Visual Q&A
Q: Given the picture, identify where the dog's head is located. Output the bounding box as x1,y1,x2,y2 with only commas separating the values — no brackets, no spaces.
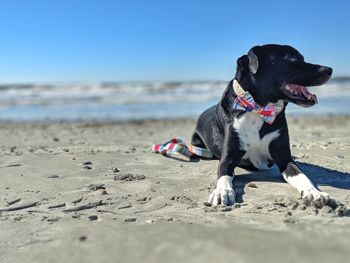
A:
235,44,332,107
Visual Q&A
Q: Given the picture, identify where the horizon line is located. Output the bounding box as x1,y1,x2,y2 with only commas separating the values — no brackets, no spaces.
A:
0,75,349,86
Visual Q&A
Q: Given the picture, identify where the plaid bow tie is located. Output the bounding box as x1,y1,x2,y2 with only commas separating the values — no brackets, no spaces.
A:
232,80,284,124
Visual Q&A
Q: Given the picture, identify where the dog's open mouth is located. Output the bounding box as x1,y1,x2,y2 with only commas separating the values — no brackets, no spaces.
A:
282,84,318,107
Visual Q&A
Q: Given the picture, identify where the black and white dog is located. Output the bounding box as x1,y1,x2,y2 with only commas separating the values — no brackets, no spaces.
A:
192,44,334,208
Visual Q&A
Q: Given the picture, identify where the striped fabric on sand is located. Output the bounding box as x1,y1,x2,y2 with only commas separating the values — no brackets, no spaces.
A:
152,138,213,158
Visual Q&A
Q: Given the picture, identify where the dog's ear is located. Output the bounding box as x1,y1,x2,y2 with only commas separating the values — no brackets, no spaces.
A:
247,48,259,74
236,47,259,74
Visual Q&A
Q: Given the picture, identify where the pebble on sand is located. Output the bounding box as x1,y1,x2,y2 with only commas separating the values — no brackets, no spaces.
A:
88,184,106,191
6,198,22,206
79,235,87,241
72,197,83,204
112,167,120,173
88,215,98,221
124,218,137,222
46,174,59,179
47,216,61,223
247,182,258,188
114,173,145,181
118,204,132,209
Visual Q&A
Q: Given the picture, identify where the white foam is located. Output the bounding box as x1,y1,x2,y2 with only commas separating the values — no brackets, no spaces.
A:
0,81,226,106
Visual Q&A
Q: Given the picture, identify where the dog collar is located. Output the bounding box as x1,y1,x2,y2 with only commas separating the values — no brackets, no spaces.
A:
232,80,284,124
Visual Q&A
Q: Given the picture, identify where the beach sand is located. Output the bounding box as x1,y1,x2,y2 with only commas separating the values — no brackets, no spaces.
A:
1,116,350,263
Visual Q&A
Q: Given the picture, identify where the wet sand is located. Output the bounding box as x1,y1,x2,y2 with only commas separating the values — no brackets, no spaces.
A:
1,116,350,263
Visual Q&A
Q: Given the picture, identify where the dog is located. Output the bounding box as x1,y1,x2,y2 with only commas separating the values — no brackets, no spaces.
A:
191,44,334,208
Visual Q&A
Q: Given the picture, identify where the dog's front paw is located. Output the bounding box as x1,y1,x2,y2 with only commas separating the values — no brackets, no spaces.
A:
208,176,235,206
302,189,337,209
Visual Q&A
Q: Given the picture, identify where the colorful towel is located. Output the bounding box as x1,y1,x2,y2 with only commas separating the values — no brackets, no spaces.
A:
232,80,284,124
152,138,214,158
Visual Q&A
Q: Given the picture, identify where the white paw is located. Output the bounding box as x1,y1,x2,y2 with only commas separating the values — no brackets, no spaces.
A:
208,176,235,206
302,189,337,208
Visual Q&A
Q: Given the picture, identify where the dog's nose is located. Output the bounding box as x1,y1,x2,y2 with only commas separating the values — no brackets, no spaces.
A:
318,66,333,76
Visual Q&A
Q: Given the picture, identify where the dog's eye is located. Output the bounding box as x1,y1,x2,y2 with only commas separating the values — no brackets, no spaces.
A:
288,57,298,63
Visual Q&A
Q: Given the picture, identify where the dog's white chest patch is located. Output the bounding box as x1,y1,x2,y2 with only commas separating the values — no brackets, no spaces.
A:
233,113,280,170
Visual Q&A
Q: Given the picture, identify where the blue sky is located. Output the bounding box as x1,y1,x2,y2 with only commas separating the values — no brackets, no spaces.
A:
0,0,349,83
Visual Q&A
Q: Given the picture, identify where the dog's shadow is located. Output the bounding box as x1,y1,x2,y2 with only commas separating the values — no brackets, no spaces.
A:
234,161,350,203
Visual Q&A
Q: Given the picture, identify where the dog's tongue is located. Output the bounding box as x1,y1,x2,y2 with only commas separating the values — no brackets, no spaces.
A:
289,84,318,104
299,85,318,104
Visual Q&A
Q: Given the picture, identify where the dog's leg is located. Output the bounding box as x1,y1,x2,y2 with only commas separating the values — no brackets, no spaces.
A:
208,126,245,206
281,162,336,208
270,131,336,208
191,131,206,148
189,132,206,162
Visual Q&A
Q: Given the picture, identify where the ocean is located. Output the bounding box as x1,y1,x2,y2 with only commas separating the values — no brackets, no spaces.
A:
0,79,349,122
